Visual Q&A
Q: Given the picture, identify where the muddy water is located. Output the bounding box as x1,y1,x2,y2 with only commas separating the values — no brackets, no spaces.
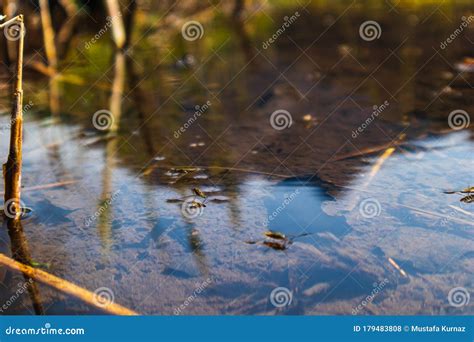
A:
0,1,473,315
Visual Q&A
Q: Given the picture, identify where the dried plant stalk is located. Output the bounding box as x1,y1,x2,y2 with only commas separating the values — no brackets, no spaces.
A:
2,15,24,220
104,0,126,49
39,0,57,69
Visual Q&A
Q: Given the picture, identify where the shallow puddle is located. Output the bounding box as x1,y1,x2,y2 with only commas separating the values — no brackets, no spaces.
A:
0,1,472,315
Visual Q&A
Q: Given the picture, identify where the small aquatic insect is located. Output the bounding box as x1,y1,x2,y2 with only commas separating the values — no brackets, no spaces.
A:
245,231,312,251
189,200,206,208
29,260,50,269
263,231,287,241
171,167,201,174
444,186,474,204
192,187,207,199
444,186,474,194
262,241,287,251
460,195,474,204
462,186,474,193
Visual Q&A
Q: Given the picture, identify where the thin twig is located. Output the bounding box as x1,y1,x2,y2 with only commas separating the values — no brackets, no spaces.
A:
0,180,77,195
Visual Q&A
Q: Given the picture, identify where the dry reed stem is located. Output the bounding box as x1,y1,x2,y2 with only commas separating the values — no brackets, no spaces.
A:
104,0,126,49
0,253,138,315
39,0,57,69
2,15,24,220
